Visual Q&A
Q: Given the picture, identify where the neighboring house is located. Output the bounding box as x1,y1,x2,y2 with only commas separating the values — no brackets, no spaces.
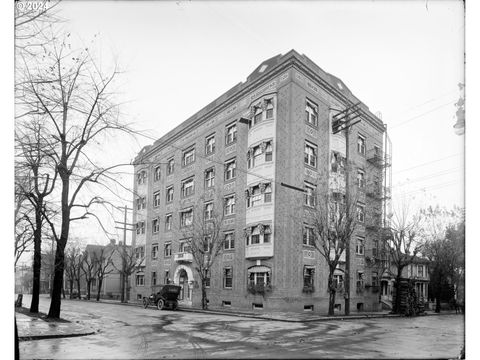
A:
379,257,430,309
130,50,392,313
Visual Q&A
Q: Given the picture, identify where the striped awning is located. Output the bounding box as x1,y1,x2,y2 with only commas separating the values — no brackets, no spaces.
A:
247,266,271,273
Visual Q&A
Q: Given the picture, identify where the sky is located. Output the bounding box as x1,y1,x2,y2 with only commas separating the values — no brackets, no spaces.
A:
10,1,466,246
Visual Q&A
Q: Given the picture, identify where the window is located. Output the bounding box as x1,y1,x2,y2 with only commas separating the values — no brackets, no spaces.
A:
137,171,147,185
205,167,215,188
153,192,161,207
357,135,366,155
224,267,233,288
224,195,236,215
154,166,161,182
303,225,315,246
224,232,235,250
151,244,158,260
136,197,146,210
246,224,271,245
225,159,236,181
372,240,379,257
417,264,424,277
356,271,365,288
304,182,316,207
372,272,379,287
164,243,172,257
179,240,191,253
181,177,195,198
151,271,157,286
265,141,273,162
135,274,145,286
356,236,365,255
165,213,172,231
136,221,145,235
333,274,344,288
225,123,237,145
203,236,212,252
205,134,215,155
264,183,272,203
248,270,270,286
164,271,170,284
356,203,365,223
180,208,193,227
152,218,159,234
331,152,345,173
167,158,174,175
204,202,213,221
135,246,145,259
306,99,318,126
265,99,274,119
304,141,317,168
303,267,315,288
253,106,263,125
247,186,261,208
166,186,174,203
357,169,365,188
182,147,195,166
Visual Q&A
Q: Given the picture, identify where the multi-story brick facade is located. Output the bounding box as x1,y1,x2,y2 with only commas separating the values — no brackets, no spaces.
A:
131,50,391,313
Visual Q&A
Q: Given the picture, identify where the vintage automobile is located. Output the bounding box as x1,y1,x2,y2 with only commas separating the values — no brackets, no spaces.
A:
143,284,181,310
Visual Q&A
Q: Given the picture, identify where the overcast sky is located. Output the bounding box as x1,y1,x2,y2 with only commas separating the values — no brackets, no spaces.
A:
14,0,466,247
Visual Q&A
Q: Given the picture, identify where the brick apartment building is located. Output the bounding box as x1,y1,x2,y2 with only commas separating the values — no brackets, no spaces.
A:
130,50,391,313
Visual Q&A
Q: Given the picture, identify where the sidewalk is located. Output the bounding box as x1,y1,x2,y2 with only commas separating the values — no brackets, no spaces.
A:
16,312,96,341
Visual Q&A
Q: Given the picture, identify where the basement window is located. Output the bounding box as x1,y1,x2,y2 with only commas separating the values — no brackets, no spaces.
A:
252,303,263,310
304,305,314,311
222,301,232,307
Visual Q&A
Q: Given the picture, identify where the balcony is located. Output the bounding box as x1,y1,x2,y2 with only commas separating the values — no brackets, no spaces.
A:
366,149,391,168
174,252,193,263
245,243,273,259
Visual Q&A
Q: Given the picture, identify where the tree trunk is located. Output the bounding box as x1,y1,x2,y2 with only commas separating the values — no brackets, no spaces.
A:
62,285,65,299
121,272,126,303
47,236,66,318
29,202,43,313
96,278,103,301
47,172,70,319
201,278,207,310
86,280,91,300
435,295,441,313
328,272,337,316
393,268,403,314
76,278,81,299
69,280,74,299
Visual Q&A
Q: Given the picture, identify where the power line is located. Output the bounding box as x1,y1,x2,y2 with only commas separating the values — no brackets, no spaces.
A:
389,100,456,129
392,167,462,188
393,153,462,174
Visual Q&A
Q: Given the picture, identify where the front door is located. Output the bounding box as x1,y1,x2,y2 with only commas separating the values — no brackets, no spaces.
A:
178,269,191,302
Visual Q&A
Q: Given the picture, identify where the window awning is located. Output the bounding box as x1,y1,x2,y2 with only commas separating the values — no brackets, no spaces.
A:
247,266,271,273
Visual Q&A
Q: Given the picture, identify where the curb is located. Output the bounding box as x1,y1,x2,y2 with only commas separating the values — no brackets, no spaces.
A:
18,331,97,341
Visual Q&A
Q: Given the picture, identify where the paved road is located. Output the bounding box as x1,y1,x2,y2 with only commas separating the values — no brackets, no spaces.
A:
19,295,464,359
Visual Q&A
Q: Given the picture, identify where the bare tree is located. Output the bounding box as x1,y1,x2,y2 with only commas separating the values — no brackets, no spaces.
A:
94,247,114,301
182,198,225,310
307,189,359,316
64,245,83,299
384,201,424,314
113,245,139,303
17,31,138,318
80,250,97,300
15,120,57,313
14,175,34,266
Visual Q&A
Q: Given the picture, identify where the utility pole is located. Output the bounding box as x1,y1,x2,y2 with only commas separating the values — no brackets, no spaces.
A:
332,102,362,316
115,205,134,303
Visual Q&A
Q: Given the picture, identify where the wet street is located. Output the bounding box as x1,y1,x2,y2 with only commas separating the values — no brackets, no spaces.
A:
19,295,464,359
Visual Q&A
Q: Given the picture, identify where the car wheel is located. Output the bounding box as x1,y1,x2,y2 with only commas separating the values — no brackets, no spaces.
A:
143,298,149,309
157,299,165,310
